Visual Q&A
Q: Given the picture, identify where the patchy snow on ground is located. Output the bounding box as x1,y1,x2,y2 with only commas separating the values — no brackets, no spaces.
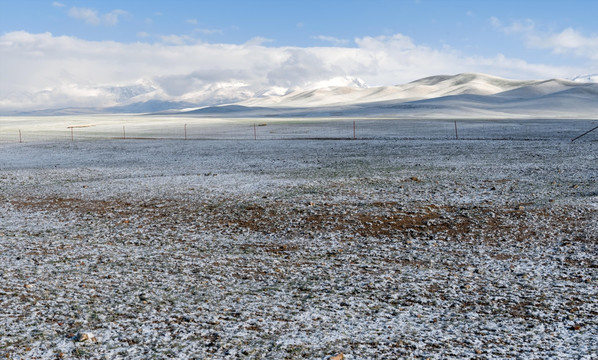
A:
0,117,597,359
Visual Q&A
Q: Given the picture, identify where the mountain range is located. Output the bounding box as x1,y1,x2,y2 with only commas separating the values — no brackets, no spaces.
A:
6,73,598,119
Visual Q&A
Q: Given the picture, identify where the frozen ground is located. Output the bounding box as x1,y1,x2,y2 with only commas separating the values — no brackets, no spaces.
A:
0,118,597,359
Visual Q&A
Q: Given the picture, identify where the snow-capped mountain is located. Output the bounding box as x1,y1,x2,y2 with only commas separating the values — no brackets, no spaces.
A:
103,80,159,103
240,73,533,108
1,75,370,115
185,73,598,119
5,73,598,118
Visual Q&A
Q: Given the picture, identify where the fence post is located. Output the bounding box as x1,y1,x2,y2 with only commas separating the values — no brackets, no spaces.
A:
19,129,22,143
253,123,257,140
184,123,187,140
123,126,126,140
454,120,459,140
353,120,356,140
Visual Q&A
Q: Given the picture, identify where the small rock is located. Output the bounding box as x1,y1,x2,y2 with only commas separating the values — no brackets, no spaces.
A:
74,332,97,343
329,353,344,360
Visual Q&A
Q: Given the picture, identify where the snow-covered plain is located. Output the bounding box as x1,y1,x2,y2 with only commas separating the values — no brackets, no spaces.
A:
0,117,597,359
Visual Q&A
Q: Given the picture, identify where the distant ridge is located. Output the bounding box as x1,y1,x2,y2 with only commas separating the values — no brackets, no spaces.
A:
238,73,535,108
5,73,598,119
180,73,598,119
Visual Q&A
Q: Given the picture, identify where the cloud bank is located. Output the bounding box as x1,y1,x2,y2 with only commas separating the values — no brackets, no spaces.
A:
491,17,598,60
0,31,583,111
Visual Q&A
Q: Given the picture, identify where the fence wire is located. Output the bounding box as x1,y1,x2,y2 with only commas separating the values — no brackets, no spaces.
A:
1,118,597,143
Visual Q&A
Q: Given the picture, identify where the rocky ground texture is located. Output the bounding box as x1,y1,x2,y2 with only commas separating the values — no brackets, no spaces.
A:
1,131,597,359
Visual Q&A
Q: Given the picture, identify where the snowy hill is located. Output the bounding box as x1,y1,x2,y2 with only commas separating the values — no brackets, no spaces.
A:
5,73,598,118
185,73,598,119
239,73,534,108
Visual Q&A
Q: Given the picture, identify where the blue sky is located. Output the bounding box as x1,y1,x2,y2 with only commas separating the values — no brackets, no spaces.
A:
2,0,597,58
1,0,598,110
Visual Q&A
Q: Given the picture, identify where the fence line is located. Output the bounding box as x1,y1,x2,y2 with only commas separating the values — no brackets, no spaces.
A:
1,119,596,143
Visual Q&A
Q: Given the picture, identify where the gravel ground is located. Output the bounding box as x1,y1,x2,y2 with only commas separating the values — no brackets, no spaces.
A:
1,120,597,359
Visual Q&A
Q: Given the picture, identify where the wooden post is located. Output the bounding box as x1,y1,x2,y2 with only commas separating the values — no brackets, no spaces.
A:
19,129,22,143
184,123,187,140
123,126,126,140
253,123,257,140
353,120,356,140
71,128,74,141
454,120,459,140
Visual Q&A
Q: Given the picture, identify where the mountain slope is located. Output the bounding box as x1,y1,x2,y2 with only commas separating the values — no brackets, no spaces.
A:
186,73,598,119
5,73,598,118
238,73,538,109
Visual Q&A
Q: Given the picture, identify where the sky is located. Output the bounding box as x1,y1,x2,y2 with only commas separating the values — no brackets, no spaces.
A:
1,0,598,111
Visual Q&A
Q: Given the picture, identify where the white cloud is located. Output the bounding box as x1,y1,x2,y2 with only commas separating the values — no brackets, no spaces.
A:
158,34,196,45
194,28,223,35
0,31,581,111
244,37,274,46
491,17,598,60
313,35,349,45
529,28,598,59
186,19,198,25
68,7,100,25
489,16,501,28
500,19,535,35
68,7,126,26
52,1,65,7
103,9,127,26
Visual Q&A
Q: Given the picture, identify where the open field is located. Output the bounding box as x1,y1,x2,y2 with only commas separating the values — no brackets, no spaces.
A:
0,118,597,359
1,115,598,143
